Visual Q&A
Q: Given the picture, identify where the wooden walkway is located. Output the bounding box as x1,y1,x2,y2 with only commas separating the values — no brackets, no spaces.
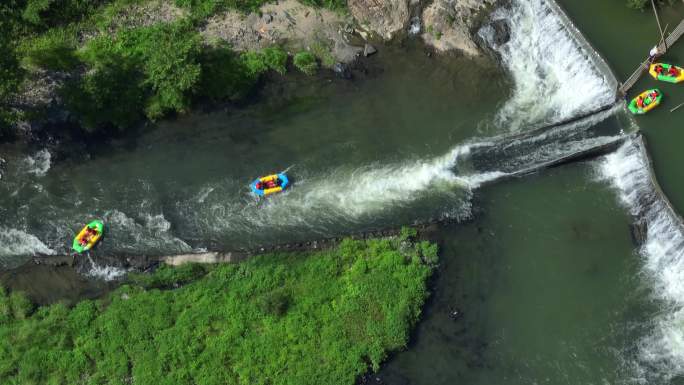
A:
619,18,684,95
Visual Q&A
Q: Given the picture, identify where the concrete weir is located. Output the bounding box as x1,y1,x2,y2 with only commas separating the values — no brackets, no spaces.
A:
30,225,442,274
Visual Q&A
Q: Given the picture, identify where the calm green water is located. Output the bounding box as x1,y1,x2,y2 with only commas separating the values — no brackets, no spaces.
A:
379,161,653,385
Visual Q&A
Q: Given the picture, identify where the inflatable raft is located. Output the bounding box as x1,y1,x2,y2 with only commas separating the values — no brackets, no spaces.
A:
649,63,684,83
251,173,289,197
628,89,662,115
72,220,104,253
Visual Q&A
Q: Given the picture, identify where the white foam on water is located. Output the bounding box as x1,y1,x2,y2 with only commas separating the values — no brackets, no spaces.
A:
21,149,51,177
104,210,191,253
599,139,684,384
483,0,616,131
251,144,481,224
86,255,127,281
0,227,55,258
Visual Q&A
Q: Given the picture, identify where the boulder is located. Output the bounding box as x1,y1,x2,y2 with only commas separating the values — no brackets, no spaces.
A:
630,220,648,246
490,18,510,46
348,0,410,40
421,0,499,56
363,43,378,57
333,62,352,79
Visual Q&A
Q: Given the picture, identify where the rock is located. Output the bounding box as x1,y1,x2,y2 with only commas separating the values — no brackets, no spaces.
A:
363,43,377,57
449,308,463,321
490,18,510,46
630,220,648,246
202,0,360,64
421,0,499,56
348,0,410,40
333,62,352,79
408,16,421,35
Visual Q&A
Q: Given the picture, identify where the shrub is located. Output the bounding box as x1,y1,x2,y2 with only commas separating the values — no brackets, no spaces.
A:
198,45,257,102
22,0,102,30
399,226,418,242
9,292,33,320
129,263,210,289
198,45,287,102
21,28,80,70
258,288,291,316
70,21,203,125
310,41,336,68
418,240,439,265
293,51,318,75
62,56,145,131
0,238,438,385
0,35,24,137
262,46,288,74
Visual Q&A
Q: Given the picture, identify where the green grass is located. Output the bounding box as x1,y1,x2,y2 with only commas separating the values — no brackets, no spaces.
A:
0,236,438,385
293,51,319,75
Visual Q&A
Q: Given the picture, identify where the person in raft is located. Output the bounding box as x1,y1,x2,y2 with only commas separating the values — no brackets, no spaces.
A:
650,90,659,100
256,178,281,190
79,227,98,246
668,65,679,76
637,95,645,108
655,64,664,75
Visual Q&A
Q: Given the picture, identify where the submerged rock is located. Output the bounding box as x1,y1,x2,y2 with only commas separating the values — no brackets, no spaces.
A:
490,18,510,46
364,43,378,57
408,16,421,35
630,219,648,246
333,62,352,79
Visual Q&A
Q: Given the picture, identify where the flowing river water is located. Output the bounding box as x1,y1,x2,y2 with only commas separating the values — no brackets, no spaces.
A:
1,0,684,383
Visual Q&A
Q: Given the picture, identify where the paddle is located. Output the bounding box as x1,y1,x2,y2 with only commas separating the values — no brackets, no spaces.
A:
670,101,684,113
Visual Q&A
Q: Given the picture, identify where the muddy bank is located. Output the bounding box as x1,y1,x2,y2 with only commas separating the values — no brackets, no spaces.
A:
0,263,116,306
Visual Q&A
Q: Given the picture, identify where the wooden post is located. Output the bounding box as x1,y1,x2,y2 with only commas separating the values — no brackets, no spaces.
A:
670,101,684,113
652,0,667,50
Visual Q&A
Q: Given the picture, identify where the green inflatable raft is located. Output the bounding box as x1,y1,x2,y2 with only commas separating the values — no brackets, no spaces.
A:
72,220,104,253
628,89,662,115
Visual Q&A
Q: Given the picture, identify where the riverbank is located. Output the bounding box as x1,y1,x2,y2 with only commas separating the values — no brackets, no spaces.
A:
0,236,438,385
1,0,503,145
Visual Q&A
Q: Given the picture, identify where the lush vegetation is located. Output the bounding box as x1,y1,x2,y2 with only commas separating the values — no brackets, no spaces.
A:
293,51,319,75
0,0,345,138
0,235,438,385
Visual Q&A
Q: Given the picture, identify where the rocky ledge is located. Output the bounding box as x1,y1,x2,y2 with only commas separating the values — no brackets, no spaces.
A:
349,0,504,56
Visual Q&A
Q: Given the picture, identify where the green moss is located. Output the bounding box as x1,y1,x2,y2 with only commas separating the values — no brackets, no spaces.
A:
310,41,336,68
293,51,319,75
0,237,437,384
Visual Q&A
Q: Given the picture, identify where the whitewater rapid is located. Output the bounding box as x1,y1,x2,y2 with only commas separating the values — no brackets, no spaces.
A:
600,138,684,384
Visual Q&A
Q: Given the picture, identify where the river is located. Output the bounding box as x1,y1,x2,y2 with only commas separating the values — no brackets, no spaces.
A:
1,0,683,383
